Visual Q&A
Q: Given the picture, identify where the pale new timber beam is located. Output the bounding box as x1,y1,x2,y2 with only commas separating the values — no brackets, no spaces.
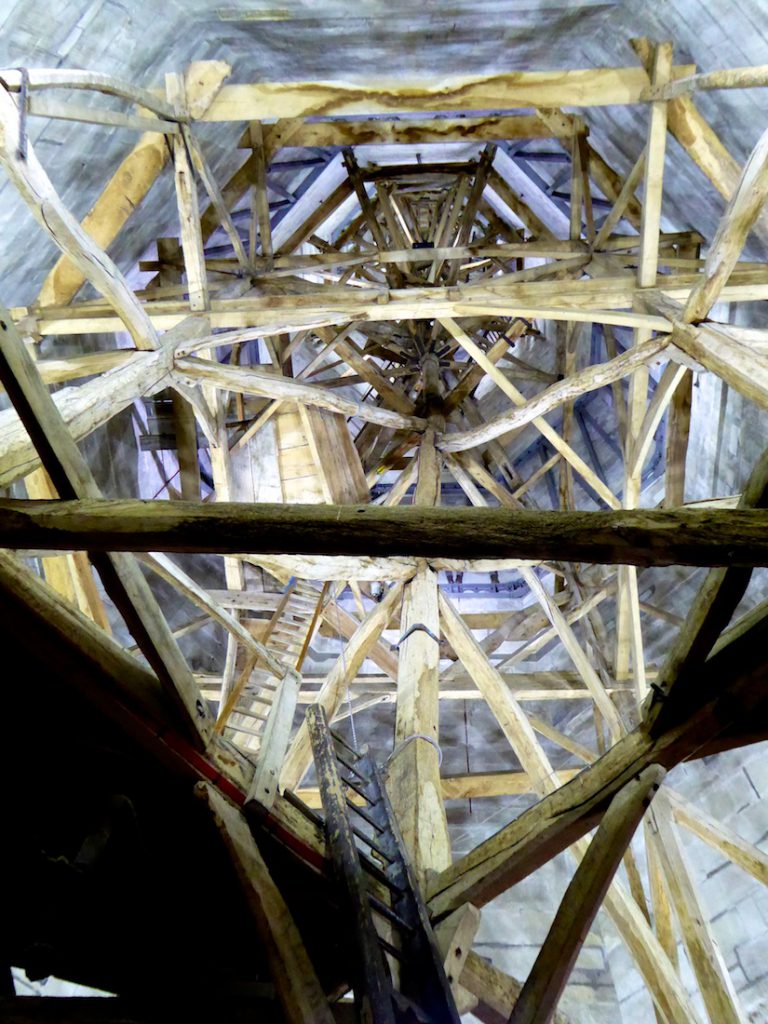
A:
650,793,747,1024
0,303,211,747
683,122,768,323
438,332,669,453
616,40,672,698
173,355,426,431
631,38,768,246
0,89,157,350
439,317,620,508
199,784,335,1024
387,426,451,882
669,790,768,887
508,766,665,1024
8,500,768,566
37,62,231,307
198,65,696,121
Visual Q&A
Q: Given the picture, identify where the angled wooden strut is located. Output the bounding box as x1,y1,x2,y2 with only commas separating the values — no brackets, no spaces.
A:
0,302,211,747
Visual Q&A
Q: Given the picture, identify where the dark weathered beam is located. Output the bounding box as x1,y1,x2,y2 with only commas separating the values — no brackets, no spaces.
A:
3,499,768,566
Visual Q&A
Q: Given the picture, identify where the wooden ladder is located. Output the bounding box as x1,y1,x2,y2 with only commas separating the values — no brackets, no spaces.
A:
306,705,461,1024
217,579,328,756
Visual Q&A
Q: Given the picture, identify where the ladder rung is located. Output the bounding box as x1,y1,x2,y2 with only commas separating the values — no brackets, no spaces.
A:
227,721,265,738
330,728,361,758
337,751,368,782
368,892,414,934
361,856,407,895
233,708,269,722
341,774,375,805
240,693,273,706
347,798,385,833
377,935,404,962
351,823,394,863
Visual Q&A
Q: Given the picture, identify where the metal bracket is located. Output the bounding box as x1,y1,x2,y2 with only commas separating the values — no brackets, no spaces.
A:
390,622,439,651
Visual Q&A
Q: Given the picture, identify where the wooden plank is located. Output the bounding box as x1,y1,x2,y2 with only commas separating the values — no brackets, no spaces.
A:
199,784,335,1024
299,407,371,504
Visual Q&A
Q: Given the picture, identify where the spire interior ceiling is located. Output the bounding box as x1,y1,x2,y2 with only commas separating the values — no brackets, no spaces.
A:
2,3,768,1022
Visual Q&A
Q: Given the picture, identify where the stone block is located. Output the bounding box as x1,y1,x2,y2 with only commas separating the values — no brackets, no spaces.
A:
736,934,768,984
700,863,761,920
618,987,655,1023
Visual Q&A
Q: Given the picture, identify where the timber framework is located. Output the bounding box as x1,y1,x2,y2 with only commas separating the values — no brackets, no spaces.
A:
1,40,768,1024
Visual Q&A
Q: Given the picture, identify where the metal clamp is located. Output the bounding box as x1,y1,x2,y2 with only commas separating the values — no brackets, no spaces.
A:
390,622,439,651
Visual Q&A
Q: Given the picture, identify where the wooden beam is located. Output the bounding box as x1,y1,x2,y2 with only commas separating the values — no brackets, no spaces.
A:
36,61,231,307
279,580,405,791
0,304,211,747
439,317,620,508
10,499,768,567
631,38,768,246
199,784,335,1024
199,65,696,121
684,123,768,322
173,355,426,431
254,113,578,150
650,793,747,1024
508,766,665,1024
0,89,158,350
439,333,669,453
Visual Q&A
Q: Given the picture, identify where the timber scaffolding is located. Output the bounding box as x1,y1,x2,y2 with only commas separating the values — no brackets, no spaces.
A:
1,39,768,1024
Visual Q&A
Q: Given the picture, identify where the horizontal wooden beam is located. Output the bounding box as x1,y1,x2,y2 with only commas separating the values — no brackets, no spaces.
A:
246,113,582,149
198,66,696,121
4,500,768,567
